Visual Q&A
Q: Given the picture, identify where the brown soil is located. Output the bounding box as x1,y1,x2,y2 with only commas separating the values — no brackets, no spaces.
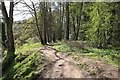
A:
35,45,119,79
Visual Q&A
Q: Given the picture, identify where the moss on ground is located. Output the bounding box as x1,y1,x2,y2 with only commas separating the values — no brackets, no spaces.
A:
2,43,47,80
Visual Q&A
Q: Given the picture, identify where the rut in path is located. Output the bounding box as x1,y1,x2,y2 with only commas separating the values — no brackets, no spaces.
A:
36,46,88,79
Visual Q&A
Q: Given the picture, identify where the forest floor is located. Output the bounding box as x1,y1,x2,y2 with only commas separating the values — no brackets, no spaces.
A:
34,44,119,79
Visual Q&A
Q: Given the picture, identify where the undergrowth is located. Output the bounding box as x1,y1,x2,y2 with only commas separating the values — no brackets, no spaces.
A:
53,41,120,67
2,43,47,80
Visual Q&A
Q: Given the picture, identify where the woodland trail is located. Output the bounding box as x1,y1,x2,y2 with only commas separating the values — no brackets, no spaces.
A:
34,44,119,79
37,45,87,78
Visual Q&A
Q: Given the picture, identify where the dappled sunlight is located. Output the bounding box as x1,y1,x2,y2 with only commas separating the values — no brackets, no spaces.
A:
1,1,119,80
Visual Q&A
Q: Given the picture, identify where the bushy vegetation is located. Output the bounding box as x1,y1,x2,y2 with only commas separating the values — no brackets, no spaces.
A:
53,41,120,67
16,43,43,54
2,43,47,80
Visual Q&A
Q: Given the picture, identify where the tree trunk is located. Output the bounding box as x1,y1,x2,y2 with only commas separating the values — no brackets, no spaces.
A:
71,15,76,40
1,2,15,54
1,1,15,74
31,1,44,45
48,5,52,42
1,22,7,49
42,2,47,45
65,2,69,40
75,17,80,40
58,3,62,40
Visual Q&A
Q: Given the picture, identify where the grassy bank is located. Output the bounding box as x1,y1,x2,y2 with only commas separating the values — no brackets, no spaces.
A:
2,43,48,80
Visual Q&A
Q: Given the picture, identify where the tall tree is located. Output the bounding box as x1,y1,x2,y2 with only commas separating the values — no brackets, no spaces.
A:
41,2,47,45
1,1,16,73
1,1,15,54
58,2,63,40
30,0,44,45
21,0,44,45
65,2,69,40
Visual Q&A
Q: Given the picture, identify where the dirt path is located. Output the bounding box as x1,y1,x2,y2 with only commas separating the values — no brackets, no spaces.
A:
35,46,88,78
35,45,119,79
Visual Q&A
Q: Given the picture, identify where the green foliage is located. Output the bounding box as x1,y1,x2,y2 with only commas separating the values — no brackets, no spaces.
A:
2,2,120,79
81,3,119,48
89,71,96,76
81,48,119,67
53,41,120,67
13,2,120,48
13,18,37,47
53,43,71,52
16,43,43,54
2,43,47,80
2,52,15,75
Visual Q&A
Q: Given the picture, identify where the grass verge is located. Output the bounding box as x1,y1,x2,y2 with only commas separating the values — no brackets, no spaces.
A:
53,41,120,68
2,43,47,80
